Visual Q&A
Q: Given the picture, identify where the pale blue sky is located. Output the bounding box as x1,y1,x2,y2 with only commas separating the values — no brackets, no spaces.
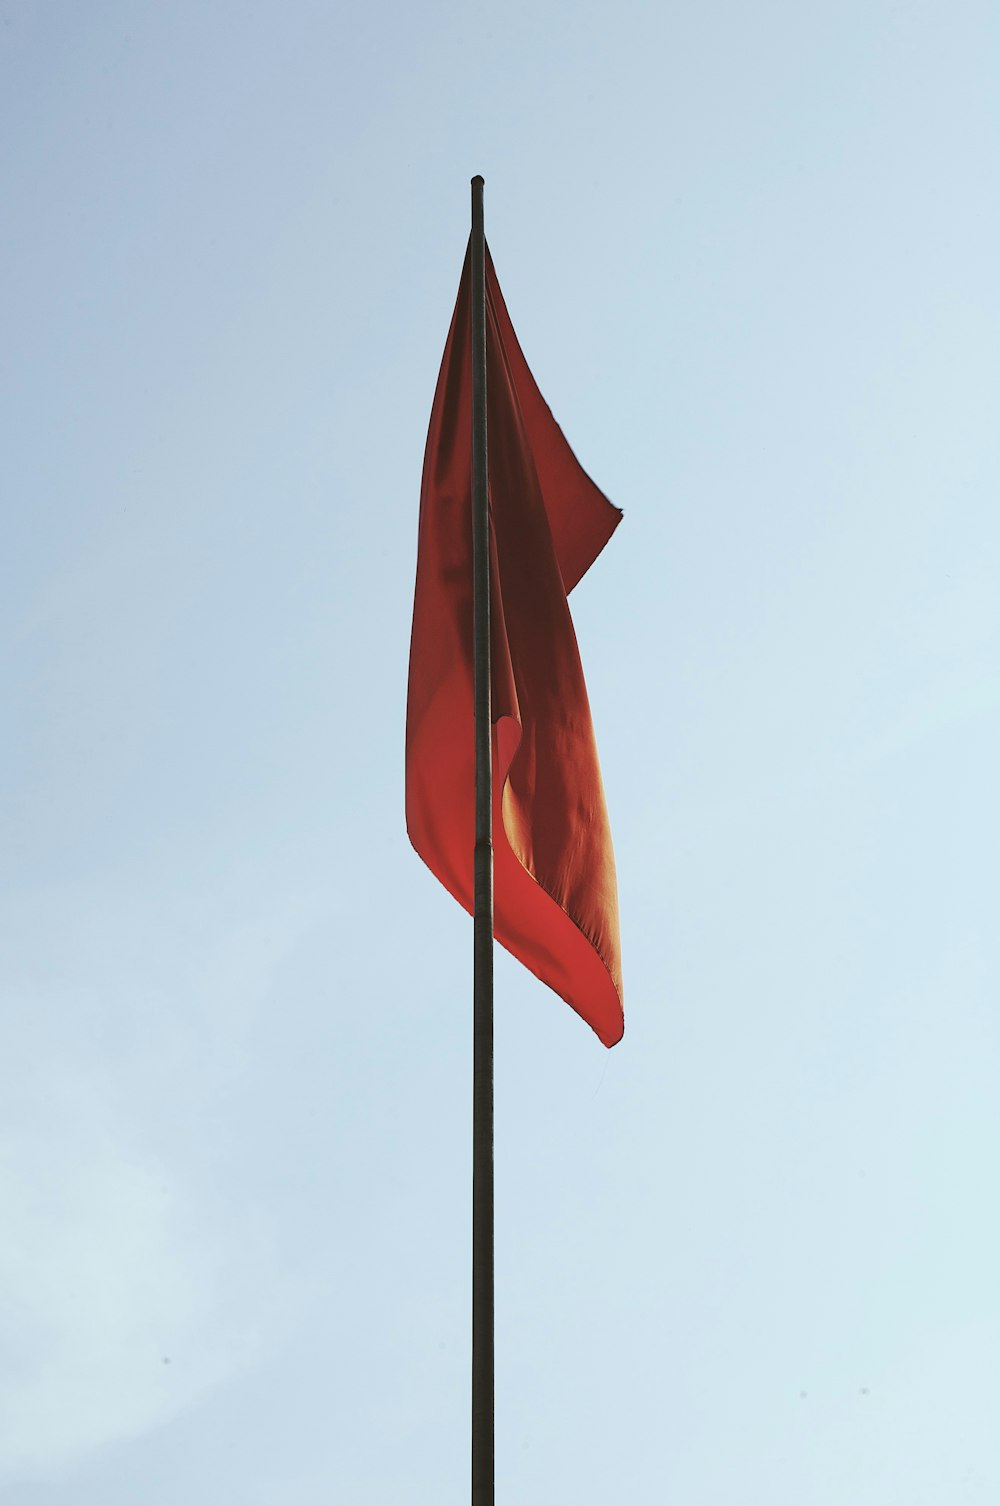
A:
2,2,999,1502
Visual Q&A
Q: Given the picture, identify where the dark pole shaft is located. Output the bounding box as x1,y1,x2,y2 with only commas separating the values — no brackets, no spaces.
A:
470,173,494,1506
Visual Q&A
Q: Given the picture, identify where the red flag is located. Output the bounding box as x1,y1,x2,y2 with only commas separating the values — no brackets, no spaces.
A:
406,244,623,1047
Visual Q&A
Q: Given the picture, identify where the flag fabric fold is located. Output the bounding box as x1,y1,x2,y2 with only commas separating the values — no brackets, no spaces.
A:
406,243,624,1047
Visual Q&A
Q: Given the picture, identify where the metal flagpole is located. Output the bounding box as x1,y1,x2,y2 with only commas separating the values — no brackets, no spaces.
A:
470,173,494,1506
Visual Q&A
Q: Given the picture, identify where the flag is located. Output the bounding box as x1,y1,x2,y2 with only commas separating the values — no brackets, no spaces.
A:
406,242,623,1047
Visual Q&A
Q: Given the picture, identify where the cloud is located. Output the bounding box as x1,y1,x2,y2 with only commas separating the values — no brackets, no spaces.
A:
0,883,329,1482
0,1058,265,1479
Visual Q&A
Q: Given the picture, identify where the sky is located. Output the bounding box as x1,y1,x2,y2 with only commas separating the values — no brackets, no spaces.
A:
1,2,998,1502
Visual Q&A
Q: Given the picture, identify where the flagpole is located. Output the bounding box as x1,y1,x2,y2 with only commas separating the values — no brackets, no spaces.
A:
470,172,494,1506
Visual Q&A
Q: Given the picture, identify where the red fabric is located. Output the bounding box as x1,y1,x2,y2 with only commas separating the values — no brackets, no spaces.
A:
406,244,623,1047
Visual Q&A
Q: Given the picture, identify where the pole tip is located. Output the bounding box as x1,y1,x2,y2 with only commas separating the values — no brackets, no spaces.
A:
471,174,485,188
